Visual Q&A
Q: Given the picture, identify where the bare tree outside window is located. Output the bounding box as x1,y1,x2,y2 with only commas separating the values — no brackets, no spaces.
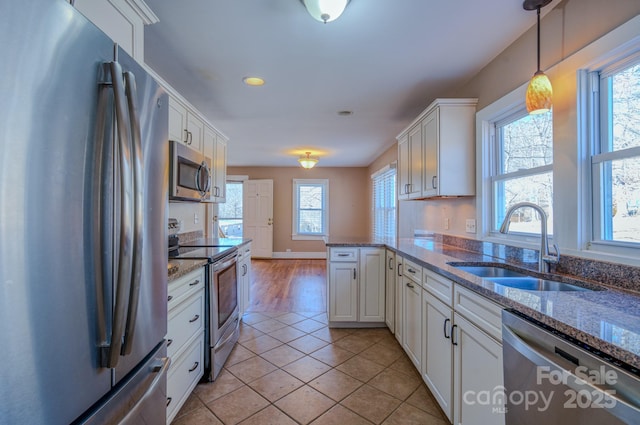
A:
494,111,553,235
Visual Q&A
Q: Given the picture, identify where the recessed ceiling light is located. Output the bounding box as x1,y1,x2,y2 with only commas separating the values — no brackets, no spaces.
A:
337,110,353,116
243,77,265,86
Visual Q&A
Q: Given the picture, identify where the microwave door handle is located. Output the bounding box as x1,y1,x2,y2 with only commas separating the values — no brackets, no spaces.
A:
121,71,144,356
101,60,135,369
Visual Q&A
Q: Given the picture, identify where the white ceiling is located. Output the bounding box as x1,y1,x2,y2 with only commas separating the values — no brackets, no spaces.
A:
143,0,539,167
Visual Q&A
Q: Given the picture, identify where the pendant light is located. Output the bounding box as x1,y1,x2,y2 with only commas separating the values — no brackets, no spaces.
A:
298,152,319,169
300,0,350,24
524,0,553,114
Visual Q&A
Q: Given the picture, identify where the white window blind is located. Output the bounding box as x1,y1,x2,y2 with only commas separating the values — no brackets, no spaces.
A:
372,165,397,240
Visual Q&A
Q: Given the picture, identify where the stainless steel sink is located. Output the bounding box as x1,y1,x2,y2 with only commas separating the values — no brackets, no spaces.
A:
449,262,600,292
453,265,528,278
487,277,593,292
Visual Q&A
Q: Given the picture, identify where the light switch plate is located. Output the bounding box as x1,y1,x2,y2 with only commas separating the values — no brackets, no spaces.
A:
465,219,476,233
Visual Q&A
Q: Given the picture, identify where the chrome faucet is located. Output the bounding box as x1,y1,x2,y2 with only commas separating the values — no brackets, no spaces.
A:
499,202,560,273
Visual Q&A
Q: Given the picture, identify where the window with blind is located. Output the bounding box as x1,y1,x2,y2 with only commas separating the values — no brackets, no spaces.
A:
372,165,397,240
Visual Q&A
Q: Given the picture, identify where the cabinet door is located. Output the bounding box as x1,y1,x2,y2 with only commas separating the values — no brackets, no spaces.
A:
212,135,227,202
168,96,187,144
397,134,410,200
385,250,395,332
358,248,385,322
186,112,204,152
407,124,423,199
422,291,453,422
402,275,422,369
395,256,404,344
453,313,505,425
328,262,358,322
421,108,439,198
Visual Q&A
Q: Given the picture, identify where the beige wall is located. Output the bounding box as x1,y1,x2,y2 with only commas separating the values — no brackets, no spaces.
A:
228,166,370,254
388,1,640,239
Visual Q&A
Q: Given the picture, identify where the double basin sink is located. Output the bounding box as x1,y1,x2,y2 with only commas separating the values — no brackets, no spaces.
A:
448,263,601,292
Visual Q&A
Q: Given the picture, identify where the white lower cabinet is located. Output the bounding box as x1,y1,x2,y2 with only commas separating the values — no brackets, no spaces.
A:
395,255,404,344
166,267,205,424
237,242,252,316
421,270,504,425
359,248,385,322
385,249,395,332
328,260,358,322
453,313,504,425
327,247,385,325
402,274,422,369
422,290,454,422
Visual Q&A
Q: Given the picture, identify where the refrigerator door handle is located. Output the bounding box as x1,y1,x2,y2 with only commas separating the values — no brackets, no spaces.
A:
95,66,111,353
102,60,135,369
121,70,143,356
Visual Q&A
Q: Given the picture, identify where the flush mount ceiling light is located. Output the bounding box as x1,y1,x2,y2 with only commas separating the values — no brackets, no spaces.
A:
524,0,553,114
243,76,265,86
298,152,319,169
300,0,350,24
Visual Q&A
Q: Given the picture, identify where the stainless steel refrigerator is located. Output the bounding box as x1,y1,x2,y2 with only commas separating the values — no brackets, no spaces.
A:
0,1,169,423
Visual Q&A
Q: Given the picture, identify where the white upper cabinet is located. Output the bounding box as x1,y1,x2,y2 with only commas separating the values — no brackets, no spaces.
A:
397,98,477,200
73,0,158,62
203,126,227,203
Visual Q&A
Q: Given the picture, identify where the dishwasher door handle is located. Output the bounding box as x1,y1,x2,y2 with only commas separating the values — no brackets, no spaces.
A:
502,324,640,421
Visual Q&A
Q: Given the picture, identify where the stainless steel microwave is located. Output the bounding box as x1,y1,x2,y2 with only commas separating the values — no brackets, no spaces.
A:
169,140,212,202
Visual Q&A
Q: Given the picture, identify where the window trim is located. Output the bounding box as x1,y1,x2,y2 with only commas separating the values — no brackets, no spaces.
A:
582,49,640,253
292,178,329,241
476,85,556,247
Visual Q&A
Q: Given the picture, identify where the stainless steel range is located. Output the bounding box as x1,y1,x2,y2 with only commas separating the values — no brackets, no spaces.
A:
169,233,240,382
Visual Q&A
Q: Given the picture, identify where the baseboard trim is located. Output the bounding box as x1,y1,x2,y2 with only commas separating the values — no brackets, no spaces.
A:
271,251,327,259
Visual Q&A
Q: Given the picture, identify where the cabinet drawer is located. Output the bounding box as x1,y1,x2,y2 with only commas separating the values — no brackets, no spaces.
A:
454,285,503,341
402,257,423,285
167,291,204,360
330,247,358,262
168,268,204,310
424,269,453,306
167,336,204,422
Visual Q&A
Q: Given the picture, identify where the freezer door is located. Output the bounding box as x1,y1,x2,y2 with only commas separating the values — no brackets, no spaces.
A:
0,1,114,424
112,46,169,384
81,343,170,425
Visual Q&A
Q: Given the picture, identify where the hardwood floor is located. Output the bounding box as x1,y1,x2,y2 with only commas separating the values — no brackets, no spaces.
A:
246,259,327,313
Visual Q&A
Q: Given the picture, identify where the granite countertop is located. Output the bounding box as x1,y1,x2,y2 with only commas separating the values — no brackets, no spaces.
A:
168,258,208,281
327,237,640,372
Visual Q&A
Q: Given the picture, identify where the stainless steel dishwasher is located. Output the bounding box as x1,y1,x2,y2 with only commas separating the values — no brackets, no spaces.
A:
502,310,640,424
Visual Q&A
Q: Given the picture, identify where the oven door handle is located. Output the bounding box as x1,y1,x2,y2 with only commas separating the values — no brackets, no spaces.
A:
502,324,640,421
215,316,240,349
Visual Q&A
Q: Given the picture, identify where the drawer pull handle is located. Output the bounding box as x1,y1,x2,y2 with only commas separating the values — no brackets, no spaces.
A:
189,279,200,287
167,339,173,347
167,295,173,302
189,314,200,323
407,268,416,274
166,397,172,407
337,253,350,257
406,282,414,288
188,362,199,372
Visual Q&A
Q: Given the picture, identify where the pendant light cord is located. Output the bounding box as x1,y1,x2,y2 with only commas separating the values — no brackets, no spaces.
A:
536,6,541,73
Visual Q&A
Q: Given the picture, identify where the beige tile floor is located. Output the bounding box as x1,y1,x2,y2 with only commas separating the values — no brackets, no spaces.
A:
172,311,449,425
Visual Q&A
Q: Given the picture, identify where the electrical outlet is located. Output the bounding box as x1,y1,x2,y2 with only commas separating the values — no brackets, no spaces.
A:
194,213,199,224
465,219,476,234
444,218,450,230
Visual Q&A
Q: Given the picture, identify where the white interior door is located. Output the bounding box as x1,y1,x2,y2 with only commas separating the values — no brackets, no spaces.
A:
243,179,273,258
